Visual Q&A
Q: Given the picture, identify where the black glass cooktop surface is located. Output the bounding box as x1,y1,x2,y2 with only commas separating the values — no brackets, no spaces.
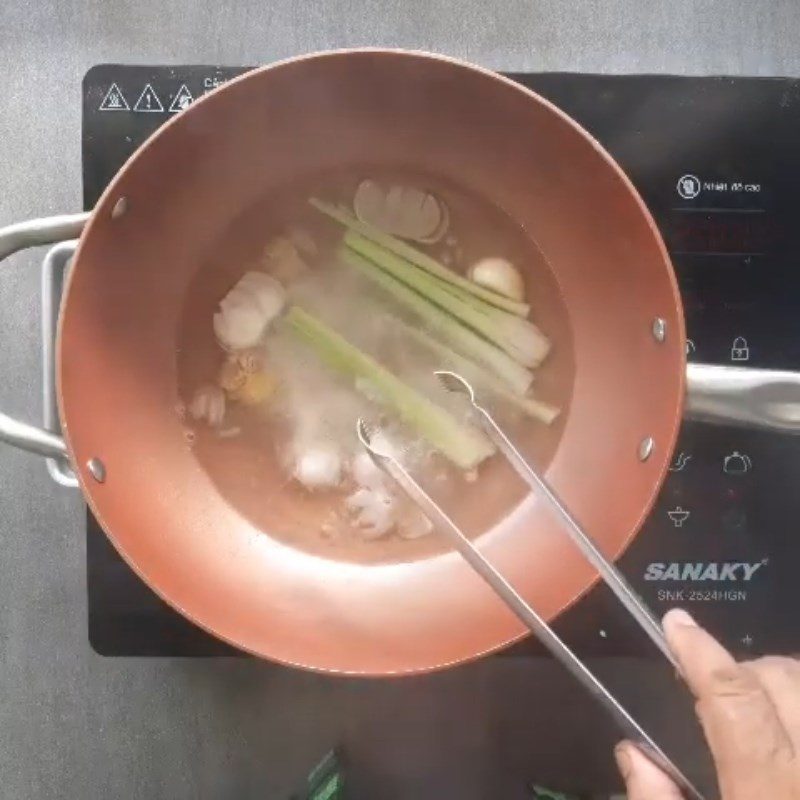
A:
82,65,800,657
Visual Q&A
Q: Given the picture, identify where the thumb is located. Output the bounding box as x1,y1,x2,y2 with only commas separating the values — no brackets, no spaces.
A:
615,742,684,800
662,608,793,799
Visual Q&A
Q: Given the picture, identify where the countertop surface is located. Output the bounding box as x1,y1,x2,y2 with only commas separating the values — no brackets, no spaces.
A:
2,2,799,798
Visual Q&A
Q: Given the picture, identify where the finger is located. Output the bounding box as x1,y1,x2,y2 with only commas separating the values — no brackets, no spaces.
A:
663,608,741,695
615,742,683,800
745,656,800,750
663,609,794,797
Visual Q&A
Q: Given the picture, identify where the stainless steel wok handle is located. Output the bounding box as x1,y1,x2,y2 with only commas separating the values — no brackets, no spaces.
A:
0,213,90,459
686,363,800,433
0,213,89,260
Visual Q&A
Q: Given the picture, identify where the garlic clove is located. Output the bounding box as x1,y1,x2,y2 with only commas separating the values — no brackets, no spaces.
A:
468,257,526,302
238,272,286,322
219,286,261,319
214,272,286,351
293,446,343,491
189,384,226,427
213,304,265,351
346,487,396,538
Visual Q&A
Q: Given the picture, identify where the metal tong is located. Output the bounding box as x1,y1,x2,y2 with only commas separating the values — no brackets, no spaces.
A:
357,370,704,800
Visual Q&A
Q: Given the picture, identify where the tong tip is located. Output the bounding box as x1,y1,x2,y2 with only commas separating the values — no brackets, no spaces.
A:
356,417,375,451
356,418,395,463
434,370,476,402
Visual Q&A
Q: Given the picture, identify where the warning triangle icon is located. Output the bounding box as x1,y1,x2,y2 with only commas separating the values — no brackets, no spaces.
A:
99,83,129,112
168,84,194,113
133,84,164,113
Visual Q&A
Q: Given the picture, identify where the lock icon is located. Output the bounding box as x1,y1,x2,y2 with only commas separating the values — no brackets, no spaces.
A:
730,336,750,362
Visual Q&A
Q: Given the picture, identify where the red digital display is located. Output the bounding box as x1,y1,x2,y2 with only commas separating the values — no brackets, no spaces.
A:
667,212,778,255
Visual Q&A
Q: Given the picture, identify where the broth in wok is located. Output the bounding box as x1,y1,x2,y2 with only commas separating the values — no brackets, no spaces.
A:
178,168,575,563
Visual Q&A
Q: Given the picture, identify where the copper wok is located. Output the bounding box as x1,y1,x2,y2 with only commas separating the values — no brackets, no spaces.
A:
2,51,799,675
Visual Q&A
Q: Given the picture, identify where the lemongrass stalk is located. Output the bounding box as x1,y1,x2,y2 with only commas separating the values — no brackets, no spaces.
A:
310,197,530,317
285,306,494,470
396,320,559,425
341,247,534,395
346,233,550,368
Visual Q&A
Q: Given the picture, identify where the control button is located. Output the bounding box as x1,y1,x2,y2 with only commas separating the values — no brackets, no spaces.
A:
723,451,752,475
677,174,701,199
730,336,750,362
669,451,692,472
685,338,696,357
722,507,747,533
667,506,691,527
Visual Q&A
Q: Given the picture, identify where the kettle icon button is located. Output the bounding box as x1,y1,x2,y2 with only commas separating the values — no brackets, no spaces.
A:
723,451,752,475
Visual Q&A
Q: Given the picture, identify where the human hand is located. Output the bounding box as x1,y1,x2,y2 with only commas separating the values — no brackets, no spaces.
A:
615,608,800,799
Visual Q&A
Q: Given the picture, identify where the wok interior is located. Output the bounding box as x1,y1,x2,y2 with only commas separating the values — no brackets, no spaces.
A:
177,167,575,564
59,52,683,672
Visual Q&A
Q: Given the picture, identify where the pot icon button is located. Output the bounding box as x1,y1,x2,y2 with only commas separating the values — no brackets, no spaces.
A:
723,451,752,475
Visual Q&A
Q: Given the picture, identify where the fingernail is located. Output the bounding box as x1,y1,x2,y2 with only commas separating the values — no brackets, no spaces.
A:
614,743,632,778
663,608,697,628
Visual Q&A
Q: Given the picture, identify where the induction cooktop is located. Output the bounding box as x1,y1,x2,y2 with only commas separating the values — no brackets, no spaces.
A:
74,65,800,657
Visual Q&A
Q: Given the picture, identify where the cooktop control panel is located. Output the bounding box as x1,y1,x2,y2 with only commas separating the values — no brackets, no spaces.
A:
82,66,800,657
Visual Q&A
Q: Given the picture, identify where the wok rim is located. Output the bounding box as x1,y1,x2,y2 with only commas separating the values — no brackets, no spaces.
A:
58,48,686,675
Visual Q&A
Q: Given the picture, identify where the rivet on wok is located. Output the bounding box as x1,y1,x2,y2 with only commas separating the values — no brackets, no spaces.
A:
638,437,655,462
87,457,106,483
651,318,667,342
111,197,128,219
